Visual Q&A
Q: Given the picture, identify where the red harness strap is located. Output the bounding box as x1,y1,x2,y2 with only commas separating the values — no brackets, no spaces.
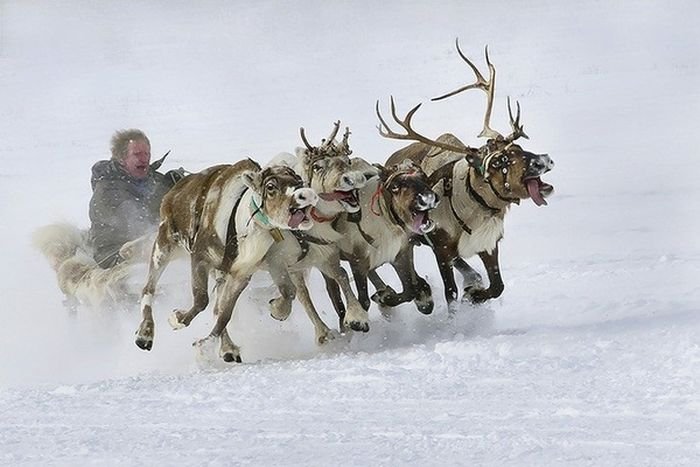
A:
370,184,383,216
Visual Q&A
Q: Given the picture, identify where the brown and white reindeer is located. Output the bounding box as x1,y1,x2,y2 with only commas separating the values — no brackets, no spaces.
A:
134,158,319,362
261,121,374,335
329,158,440,316
376,40,554,309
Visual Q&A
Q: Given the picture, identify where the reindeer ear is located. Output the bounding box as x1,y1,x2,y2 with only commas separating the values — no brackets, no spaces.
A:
350,158,380,180
241,169,262,192
295,146,309,160
398,158,417,172
374,163,389,182
465,153,483,171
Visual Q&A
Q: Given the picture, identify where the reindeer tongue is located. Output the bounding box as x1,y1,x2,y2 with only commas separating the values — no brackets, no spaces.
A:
526,178,547,206
288,210,307,228
411,211,435,235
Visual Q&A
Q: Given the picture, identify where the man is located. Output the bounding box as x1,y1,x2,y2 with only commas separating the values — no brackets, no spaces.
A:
89,129,182,268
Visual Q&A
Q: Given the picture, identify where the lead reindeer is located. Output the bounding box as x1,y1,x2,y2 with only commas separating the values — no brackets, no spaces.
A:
377,40,554,309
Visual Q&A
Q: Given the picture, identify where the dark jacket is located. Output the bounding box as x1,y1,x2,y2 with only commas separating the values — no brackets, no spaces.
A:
89,160,175,268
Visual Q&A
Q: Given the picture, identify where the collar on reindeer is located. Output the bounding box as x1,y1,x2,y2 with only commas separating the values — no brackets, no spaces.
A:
249,197,283,242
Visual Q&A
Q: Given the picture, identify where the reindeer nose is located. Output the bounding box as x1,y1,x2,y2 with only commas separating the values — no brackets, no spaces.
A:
342,174,355,187
417,192,438,210
295,188,319,206
538,154,554,172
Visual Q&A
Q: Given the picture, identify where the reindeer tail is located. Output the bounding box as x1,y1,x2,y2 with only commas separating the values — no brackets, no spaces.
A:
32,223,91,271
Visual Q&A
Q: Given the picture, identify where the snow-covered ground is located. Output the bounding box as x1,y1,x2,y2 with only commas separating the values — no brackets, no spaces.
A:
1,1,699,465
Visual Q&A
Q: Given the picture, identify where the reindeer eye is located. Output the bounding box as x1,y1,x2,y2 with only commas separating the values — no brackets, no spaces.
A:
265,181,278,192
390,184,400,193
312,162,324,173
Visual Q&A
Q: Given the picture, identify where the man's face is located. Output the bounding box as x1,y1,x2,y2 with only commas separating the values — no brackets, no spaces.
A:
121,139,151,179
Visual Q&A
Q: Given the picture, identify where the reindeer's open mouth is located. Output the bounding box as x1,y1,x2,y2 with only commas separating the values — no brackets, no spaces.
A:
319,189,360,211
524,176,554,207
288,205,312,229
410,209,435,234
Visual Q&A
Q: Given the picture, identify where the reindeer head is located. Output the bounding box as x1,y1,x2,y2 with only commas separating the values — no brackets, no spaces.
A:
243,165,318,231
378,160,439,235
377,39,554,207
297,121,367,213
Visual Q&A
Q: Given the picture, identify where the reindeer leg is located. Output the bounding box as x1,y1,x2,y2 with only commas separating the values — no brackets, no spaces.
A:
371,244,434,314
423,230,459,309
369,268,398,306
169,254,210,329
135,225,175,351
395,243,433,314
194,272,252,363
289,272,334,345
268,266,296,321
321,273,346,331
466,244,504,303
349,259,371,311
454,256,484,292
319,256,369,333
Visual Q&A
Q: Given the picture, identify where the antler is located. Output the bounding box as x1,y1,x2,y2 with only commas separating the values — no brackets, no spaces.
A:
432,40,502,140
300,121,353,155
338,126,352,155
433,39,529,144
505,97,529,141
321,120,341,148
299,127,314,151
376,97,477,156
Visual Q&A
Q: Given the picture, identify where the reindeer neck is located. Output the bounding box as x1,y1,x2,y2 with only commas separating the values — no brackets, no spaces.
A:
357,177,403,238
455,159,511,214
310,199,342,223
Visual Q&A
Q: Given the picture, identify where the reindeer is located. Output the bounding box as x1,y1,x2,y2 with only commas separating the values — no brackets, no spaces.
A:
262,122,374,336
134,158,319,362
376,40,554,309
329,158,440,316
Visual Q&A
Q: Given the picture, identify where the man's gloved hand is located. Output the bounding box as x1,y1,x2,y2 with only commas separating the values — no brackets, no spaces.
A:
165,167,187,185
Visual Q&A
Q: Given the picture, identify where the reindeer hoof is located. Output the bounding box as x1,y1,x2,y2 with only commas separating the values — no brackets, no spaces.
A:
416,299,434,315
135,335,153,351
269,296,293,321
168,310,187,330
371,286,398,306
464,287,493,304
221,351,242,363
135,321,154,351
346,320,370,333
317,329,338,345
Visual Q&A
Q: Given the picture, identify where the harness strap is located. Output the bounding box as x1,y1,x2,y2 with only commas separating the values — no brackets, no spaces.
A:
356,222,375,246
220,187,248,272
291,231,332,262
466,170,502,215
430,161,472,235
486,176,520,204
